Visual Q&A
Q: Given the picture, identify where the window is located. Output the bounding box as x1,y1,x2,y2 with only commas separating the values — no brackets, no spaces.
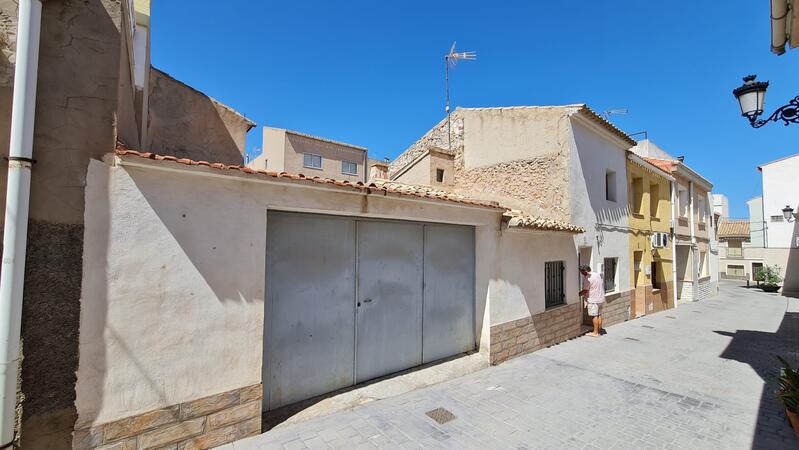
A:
631,177,644,214
605,170,617,202
303,153,322,170
341,160,358,175
698,198,706,223
544,261,565,309
435,168,445,183
771,215,784,223
699,251,708,277
678,189,689,218
728,264,745,278
650,183,659,218
727,240,742,258
651,261,659,288
603,258,617,292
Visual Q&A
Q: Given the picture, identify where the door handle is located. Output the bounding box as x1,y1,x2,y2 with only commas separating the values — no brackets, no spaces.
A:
363,298,373,303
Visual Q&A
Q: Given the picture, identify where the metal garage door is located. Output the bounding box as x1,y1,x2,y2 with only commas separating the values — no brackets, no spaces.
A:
264,212,475,410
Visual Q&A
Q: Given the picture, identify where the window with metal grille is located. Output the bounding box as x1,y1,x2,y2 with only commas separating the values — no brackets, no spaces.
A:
603,257,617,292
544,261,565,309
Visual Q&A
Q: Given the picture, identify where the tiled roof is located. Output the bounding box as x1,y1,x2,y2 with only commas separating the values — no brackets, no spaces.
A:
642,157,678,174
114,144,501,209
284,129,367,151
717,219,750,240
503,210,585,234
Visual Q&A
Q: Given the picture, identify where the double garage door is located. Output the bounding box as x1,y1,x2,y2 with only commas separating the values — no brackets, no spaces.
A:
264,212,475,410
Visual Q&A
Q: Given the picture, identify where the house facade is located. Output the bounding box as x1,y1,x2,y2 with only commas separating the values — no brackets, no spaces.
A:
758,153,799,295
717,219,764,281
632,140,717,303
390,105,637,354
249,126,368,183
626,153,675,317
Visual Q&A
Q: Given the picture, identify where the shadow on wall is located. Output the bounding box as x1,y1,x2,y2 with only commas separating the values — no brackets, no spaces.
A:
714,308,799,448
146,68,248,165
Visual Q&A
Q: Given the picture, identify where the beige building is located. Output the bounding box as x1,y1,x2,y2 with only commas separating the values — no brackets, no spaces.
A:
717,219,764,281
250,126,368,183
635,140,717,303
390,105,638,359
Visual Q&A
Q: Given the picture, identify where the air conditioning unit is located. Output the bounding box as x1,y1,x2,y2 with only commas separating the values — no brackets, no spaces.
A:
651,232,669,248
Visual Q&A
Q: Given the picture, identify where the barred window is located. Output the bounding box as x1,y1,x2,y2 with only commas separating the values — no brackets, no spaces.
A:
544,261,565,309
604,257,617,292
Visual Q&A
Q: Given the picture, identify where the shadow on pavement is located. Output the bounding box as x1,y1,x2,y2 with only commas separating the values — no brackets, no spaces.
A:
714,308,799,449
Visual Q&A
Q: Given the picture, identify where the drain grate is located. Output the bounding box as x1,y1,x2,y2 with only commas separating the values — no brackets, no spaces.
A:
665,315,676,319
641,325,655,329
625,337,641,342
426,407,456,424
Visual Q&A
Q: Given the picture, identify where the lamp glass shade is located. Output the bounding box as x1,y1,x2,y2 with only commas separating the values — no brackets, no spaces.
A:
783,205,794,220
737,88,766,117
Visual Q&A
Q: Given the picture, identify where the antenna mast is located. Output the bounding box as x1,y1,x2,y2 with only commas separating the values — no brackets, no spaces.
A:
444,42,476,150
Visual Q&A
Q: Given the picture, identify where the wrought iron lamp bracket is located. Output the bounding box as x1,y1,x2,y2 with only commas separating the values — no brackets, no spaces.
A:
749,96,799,128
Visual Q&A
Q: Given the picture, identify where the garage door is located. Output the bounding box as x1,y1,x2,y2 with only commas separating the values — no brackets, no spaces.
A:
264,212,475,410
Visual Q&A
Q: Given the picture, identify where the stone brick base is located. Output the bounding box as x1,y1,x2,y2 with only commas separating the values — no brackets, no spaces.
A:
73,384,262,450
490,303,581,365
600,290,633,328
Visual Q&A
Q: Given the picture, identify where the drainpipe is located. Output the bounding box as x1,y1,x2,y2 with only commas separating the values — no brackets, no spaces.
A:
0,0,43,446
688,180,697,301
670,180,678,309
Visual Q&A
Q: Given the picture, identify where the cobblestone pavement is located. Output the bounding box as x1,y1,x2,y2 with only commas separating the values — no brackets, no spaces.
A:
223,281,799,449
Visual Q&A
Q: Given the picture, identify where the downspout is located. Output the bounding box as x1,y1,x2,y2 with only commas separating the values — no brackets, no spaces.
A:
0,0,43,446
670,180,678,308
688,180,697,301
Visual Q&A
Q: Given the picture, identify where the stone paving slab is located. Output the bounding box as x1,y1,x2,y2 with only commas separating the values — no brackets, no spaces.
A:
222,281,799,449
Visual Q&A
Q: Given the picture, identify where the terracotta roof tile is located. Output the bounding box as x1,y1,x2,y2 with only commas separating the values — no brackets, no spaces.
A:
503,210,585,234
642,157,678,174
717,219,750,240
114,143,503,210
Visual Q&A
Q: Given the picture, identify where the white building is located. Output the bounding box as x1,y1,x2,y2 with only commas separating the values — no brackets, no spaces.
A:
758,153,799,295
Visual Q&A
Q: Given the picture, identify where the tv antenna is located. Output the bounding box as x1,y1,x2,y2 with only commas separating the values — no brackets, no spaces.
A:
445,42,477,150
602,108,628,120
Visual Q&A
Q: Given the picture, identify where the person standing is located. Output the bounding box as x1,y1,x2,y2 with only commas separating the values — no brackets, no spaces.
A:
579,264,605,337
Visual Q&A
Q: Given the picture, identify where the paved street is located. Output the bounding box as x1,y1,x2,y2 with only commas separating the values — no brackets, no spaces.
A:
224,281,799,450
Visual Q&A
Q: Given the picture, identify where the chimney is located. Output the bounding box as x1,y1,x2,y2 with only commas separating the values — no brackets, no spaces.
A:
369,159,389,182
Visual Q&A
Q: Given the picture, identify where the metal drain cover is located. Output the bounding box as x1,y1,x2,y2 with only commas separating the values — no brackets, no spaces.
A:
426,407,456,424
625,337,641,342
665,315,676,319
642,325,655,329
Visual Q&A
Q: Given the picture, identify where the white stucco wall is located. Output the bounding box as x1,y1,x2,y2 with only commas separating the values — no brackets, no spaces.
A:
568,118,631,293
761,155,799,249
77,155,514,426
747,196,765,248
489,231,579,325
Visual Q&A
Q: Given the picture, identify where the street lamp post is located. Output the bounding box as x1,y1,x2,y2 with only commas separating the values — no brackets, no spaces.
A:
732,75,799,128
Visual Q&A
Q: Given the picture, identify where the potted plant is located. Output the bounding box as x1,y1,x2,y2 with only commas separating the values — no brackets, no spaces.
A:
756,265,783,293
777,356,799,436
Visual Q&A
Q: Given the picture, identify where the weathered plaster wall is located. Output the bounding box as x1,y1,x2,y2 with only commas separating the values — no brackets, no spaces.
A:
490,231,579,325
146,68,252,165
78,156,503,428
389,115,457,178
568,118,631,295
394,152,431,185
0,1,127,448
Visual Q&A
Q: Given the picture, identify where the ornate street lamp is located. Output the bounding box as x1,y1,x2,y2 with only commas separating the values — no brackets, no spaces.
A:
782,205,795,222
732,75,799,128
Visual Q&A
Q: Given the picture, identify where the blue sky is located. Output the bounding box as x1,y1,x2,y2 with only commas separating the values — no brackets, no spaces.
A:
151,1,797,218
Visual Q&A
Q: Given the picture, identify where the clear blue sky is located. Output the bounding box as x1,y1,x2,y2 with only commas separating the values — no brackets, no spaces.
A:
151,1,797,218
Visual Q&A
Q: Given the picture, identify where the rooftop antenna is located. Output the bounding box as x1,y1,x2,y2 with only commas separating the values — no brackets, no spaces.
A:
602,108,628,120
445,42,476,150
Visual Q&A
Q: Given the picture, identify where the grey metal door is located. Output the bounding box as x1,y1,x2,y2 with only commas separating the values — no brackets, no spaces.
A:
264,212,356,410
355,220,424,383
422,224,475,363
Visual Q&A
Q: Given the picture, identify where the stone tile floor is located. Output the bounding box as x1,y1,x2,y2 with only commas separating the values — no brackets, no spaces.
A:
222,281,799,449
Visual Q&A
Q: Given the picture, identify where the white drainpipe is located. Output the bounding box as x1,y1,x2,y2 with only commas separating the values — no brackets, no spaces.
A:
0,0,42,445
670,180,678,309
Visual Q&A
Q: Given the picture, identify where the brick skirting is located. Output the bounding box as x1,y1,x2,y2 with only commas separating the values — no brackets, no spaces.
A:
73,384,262,450
490,303,582,365
600,289,633,328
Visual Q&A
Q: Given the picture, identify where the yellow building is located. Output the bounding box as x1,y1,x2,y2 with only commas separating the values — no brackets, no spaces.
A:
626,153,675,317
